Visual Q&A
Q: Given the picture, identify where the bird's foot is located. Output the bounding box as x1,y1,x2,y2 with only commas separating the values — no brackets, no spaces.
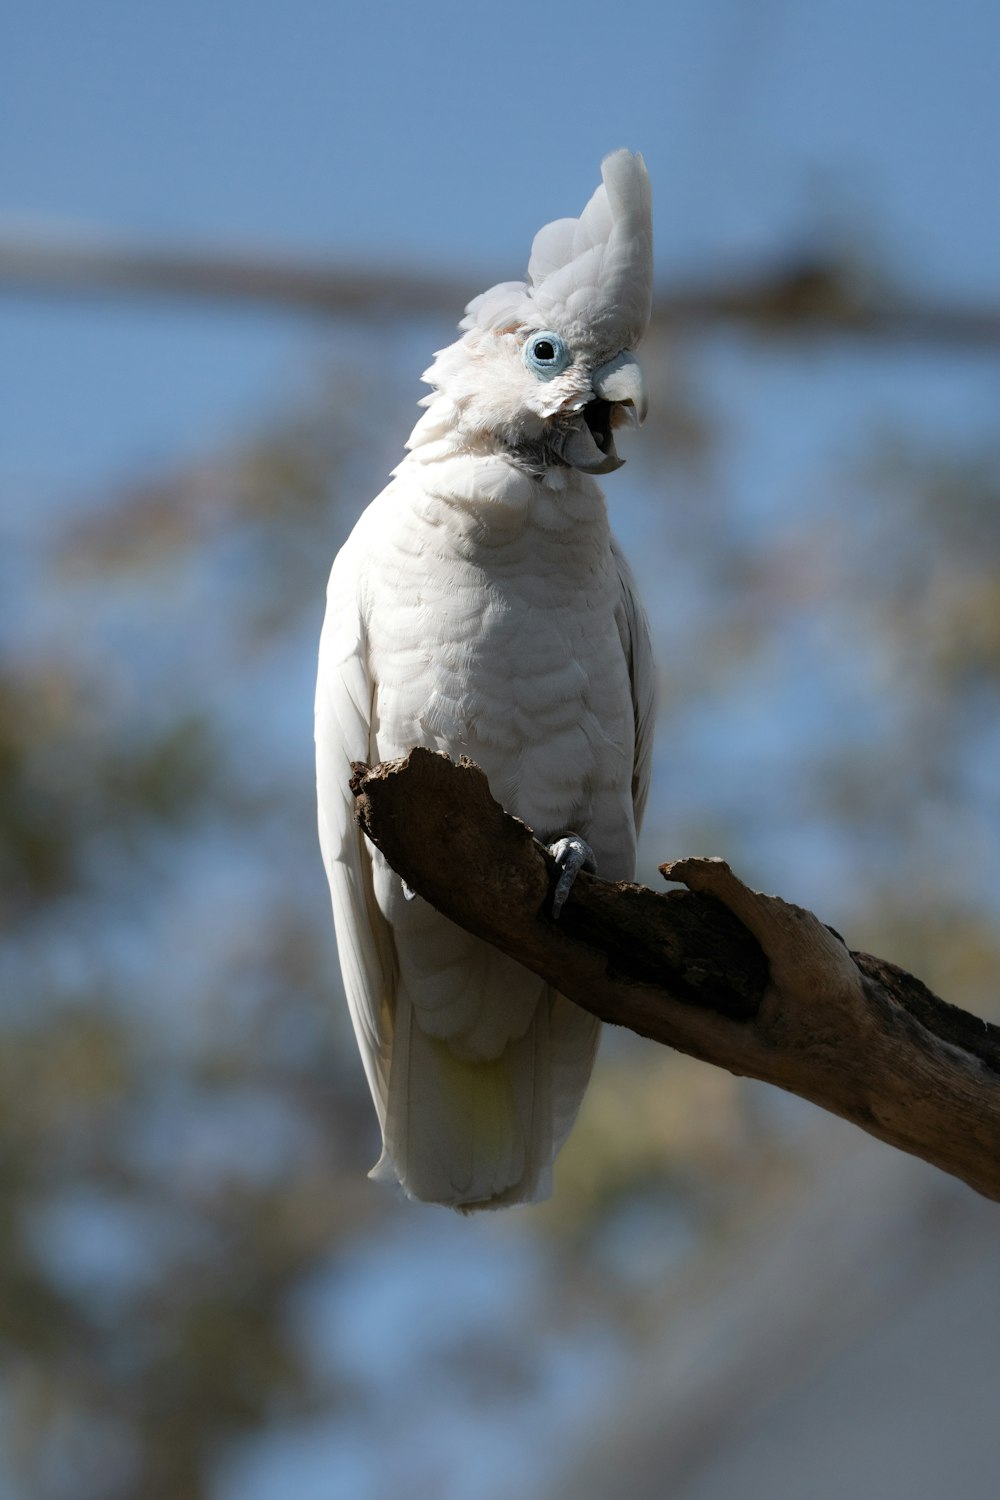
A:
547,834,597,918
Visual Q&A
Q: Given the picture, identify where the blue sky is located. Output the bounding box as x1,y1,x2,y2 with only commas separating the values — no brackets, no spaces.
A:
3,0,999,504
5,0,999,283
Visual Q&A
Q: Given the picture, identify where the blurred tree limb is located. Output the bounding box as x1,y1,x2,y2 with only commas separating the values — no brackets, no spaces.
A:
5,232,1000,347
352,749,1000,1203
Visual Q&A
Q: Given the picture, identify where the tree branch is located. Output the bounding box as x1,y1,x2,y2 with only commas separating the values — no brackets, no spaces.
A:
5,231,1000,349
351,748,1000,1203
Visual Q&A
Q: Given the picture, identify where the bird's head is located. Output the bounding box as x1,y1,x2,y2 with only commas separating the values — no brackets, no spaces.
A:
413,150,653,477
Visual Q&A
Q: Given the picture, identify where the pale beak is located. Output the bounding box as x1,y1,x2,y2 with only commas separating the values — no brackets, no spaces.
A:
560,350,648,474
592,349,649,425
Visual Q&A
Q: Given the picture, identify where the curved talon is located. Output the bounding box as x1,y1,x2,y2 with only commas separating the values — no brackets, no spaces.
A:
548,834,597,917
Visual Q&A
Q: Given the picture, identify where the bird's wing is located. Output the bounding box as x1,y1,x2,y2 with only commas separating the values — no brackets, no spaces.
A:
315,528,395,1126
611,536,657,834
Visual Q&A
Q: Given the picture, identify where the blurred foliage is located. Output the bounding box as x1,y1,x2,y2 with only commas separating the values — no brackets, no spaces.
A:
1,660,217,921
2,317,999,1499
0,372,391,1498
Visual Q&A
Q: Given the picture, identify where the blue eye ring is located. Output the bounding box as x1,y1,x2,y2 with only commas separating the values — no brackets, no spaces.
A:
522,329,571,380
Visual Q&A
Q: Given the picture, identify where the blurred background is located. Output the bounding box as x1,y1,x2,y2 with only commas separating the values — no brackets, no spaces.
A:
3,2,1000,1496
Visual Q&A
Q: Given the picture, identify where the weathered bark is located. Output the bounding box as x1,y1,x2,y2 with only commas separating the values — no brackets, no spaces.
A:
351,748,1000,1204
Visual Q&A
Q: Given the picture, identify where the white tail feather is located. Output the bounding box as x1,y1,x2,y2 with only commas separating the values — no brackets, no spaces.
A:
380,976,599,1211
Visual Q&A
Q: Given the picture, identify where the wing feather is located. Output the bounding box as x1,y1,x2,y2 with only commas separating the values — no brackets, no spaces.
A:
315,534,396,1126
611,536,657,833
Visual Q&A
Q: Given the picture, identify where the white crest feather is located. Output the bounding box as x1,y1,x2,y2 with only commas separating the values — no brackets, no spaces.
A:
461,150,653,354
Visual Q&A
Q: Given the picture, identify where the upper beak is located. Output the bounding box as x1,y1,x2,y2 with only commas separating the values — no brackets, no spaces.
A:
560,350,648,474
592,350,649,426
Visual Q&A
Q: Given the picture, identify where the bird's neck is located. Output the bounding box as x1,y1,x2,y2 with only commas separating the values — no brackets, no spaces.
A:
397,395,606,528
399,441,607,538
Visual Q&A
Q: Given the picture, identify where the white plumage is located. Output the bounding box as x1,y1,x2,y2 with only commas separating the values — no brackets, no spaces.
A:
316,150,656,1210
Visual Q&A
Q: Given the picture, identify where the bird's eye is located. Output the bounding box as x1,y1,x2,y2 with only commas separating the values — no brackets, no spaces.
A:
522,330,570,380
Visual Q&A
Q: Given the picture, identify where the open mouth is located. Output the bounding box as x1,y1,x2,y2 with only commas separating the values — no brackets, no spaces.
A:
553,396,626,474
583,398,615,457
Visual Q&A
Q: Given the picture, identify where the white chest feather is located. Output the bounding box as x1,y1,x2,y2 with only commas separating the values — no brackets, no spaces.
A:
361,457,635,849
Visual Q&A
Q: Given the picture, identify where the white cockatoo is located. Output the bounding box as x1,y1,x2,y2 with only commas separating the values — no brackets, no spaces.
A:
316,150,656,1210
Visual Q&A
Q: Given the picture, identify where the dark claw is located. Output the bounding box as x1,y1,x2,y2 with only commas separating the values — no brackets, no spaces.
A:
548,834,597,917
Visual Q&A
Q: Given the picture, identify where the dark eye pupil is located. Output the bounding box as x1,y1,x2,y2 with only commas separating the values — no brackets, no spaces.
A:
534,340,555,362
